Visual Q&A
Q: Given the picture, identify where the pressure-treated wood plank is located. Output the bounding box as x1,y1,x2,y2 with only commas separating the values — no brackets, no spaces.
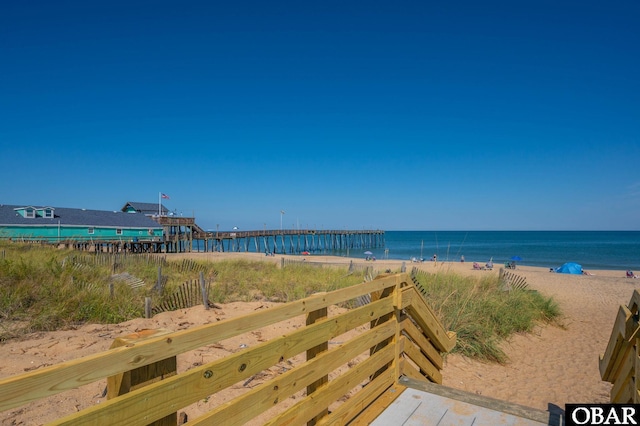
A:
400,316,443,370
107,329,177,426
609,345,635,403
607,338,635,396
107,329,175,399
320,370,398,426
188,321,397,425
0,276,399,413
2,271,458,426
262,345,396,426
401,336,442,384
401,287,456,353
600,305,633,380
49,299,396,426
306,306,329,424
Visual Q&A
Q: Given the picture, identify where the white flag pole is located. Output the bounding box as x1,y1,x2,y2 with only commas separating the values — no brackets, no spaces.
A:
158,192,161,216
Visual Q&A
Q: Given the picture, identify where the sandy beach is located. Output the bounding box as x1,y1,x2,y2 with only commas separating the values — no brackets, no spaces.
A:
1,251,638,424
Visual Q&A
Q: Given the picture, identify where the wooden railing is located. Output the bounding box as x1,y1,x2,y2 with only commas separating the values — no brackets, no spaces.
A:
0,273,456,425
600,289,640,402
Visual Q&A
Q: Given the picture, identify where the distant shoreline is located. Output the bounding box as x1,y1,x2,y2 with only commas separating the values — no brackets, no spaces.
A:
166,251,634,278
187,230,640,271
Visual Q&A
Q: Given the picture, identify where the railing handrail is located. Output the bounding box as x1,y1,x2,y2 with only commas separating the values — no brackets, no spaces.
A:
0,273,456,425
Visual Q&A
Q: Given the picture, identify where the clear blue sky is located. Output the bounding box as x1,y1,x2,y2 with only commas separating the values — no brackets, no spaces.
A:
1,1,638,231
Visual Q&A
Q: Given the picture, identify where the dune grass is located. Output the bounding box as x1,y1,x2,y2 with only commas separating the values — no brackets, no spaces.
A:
0,242,364,340
0,241,560,363
412,270,560,362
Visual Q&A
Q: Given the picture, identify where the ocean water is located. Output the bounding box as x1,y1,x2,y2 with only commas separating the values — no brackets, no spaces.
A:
364,231,640,271
193,230,640,271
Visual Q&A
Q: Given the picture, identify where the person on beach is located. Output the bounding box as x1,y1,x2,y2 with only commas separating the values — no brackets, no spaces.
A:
460,255,465,262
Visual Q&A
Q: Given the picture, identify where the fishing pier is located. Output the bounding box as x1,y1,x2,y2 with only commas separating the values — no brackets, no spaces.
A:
155,216,385,254
66,215,385,254
195,228,385,254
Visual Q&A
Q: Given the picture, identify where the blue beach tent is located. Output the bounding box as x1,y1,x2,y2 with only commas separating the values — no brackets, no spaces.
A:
556,262,582,274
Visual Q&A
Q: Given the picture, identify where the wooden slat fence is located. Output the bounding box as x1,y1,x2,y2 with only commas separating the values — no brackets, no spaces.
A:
0,273,456,426
281,258,379,278
166,258,207,274
600,289,640,403
152,279,213,315
411,267,530,295
498,269,529,292
62,253,167,274
410,267,430,298
110,272,146,290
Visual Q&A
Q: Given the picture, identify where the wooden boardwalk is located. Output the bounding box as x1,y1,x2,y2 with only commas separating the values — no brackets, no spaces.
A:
371,377,565,426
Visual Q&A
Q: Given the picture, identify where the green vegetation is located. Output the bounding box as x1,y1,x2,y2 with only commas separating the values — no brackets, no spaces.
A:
0,242,363,341
412,271,560,363
0,241,560,363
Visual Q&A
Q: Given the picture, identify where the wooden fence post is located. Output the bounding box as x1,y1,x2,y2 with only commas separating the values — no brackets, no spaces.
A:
156,266,162,292
306,307,328,425
107,329,178,425
199,271,209,310
370,284,397,381
145,297,152,319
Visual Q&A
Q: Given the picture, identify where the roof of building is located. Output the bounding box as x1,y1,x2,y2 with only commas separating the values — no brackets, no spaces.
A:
0,204,162,228
122,201,168,215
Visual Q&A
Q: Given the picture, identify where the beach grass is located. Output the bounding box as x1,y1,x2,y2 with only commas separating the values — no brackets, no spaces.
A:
0,241,560,363
412,271,561,362
0,242,364,340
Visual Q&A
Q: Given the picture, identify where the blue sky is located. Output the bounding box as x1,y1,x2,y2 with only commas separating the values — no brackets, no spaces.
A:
1,1,638,231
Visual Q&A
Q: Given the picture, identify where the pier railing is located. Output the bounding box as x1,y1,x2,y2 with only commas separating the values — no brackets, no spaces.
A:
0,273,456,425
1,228,385,255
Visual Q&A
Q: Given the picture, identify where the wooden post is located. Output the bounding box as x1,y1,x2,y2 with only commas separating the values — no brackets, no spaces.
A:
156,266,162,292
145,297,152,319
306,307,328,425
370,284,396,381
107,329,177,426
199,271,209,310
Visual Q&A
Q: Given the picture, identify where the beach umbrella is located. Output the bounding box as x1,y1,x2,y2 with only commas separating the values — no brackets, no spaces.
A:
510,256,522,261
556,262,582,274
364,251,373,255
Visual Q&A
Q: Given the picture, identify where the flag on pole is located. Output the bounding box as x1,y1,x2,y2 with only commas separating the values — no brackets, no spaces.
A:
158,192,170,216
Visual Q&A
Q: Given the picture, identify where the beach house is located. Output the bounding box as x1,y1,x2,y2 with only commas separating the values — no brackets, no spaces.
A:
0,204,163,242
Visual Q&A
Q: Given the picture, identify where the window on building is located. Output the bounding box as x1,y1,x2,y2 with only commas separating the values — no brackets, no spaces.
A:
25,208,35,218
42,209,54,218
88,228,94,235
116,229,123,235
148,229,154,235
